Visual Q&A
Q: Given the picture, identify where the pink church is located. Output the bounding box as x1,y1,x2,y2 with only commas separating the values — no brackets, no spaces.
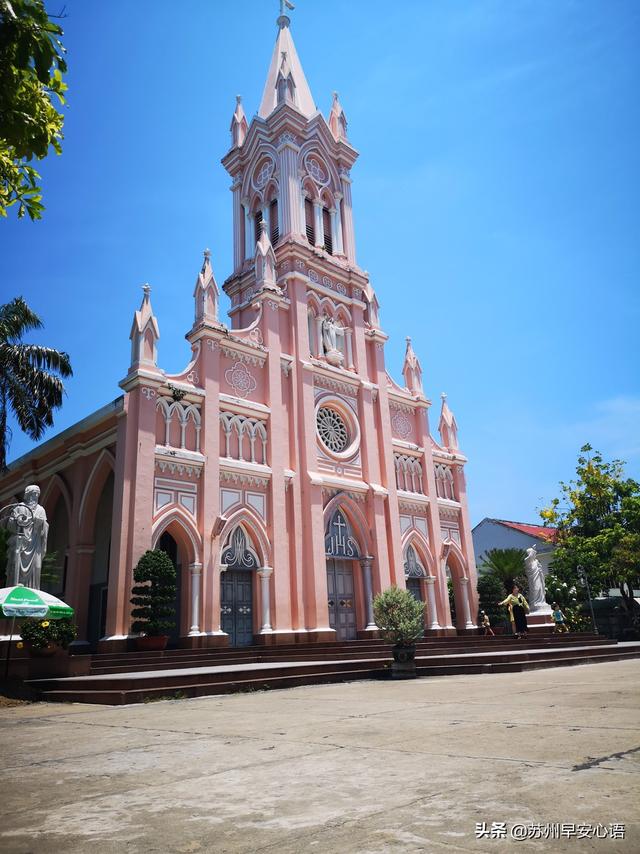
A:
1,10,478,650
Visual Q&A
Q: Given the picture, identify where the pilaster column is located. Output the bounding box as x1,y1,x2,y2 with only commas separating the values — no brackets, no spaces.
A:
345,329,354,370
258,566,273,632
425,576,441,630
277,137,301,237
232,178,243,271
333,193,344,255
360,556,376,629
459,577,475,629
243,202,253,260
313,201,324,248
188,562,203,635
339,173,356,263
315,315,323,358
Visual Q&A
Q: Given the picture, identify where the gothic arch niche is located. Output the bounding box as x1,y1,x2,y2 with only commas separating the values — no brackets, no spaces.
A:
40,474,72,598
219,524,267,647
86,471,114,649
403,543,427,606
152,514,200,642
444,542,472,631
323,503,370,641
42,493,69,597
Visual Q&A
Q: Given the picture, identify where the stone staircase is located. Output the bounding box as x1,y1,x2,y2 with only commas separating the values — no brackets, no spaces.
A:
28,633,640,705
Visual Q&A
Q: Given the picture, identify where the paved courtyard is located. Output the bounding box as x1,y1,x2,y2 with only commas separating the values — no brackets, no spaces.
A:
0,659,638,853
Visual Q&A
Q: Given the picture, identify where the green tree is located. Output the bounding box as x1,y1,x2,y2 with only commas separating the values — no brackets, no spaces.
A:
540,444,640,632
130,549,177,637
0,0,67,220
0,297,72,470
477,571,509,629
480,548,528,595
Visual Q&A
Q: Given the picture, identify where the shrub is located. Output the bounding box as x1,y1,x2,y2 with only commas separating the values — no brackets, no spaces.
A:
477,571,510,628
130,549,177,636
19,617,77,649
545,571,590,631
373,586,424,646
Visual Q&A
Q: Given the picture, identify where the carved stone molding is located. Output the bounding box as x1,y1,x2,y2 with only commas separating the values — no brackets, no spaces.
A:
220,469,269,489
314,373,359,398
155,460,202,479
221,346,266,368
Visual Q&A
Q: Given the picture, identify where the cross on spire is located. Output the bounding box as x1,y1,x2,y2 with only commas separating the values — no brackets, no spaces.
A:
278,0,295,27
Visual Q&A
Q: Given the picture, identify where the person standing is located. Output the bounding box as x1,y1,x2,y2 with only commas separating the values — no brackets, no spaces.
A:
499,585,530,639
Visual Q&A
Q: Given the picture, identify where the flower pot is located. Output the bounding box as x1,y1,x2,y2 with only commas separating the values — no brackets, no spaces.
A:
135,635,169,652
391,643,417,679
27,643,59,658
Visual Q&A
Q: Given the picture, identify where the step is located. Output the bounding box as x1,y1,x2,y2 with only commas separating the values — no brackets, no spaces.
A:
31,641,640,706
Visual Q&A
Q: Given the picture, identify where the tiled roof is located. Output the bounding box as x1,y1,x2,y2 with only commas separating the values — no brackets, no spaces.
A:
495,519,557,543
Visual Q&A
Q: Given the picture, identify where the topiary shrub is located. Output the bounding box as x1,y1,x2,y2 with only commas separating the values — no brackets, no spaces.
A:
130,549,177,637
373,586,425,647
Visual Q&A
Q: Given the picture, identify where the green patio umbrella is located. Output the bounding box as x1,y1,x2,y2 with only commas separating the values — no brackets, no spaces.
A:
1,585,74,678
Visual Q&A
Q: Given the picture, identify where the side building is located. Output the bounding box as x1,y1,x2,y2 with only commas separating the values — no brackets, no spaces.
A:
0,10,478,650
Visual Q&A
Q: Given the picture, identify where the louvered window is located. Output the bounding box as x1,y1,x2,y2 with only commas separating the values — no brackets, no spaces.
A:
270,199,279,246
322,207,333,255
254,210,263,245
304,197,315,245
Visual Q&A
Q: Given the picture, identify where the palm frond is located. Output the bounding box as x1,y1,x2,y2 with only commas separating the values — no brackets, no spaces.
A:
0,343,72,377
0,298,43,343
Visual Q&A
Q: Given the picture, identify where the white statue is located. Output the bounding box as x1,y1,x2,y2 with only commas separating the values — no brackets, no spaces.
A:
321,316,344,367
524,545,547,612
5,485,49,589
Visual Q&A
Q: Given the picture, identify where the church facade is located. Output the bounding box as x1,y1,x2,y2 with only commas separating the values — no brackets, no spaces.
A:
0,10,478,649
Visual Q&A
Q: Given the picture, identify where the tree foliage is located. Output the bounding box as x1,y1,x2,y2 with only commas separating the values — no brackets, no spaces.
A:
480,548,528,595
373,586,425,646
0,296,72,470
477,571,509,628
130,549,177,637
540,444,640,631
544,570,590,632
0,0,67,220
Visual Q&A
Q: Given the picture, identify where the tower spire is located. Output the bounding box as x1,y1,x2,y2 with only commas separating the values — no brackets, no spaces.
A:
402,336,424,396
259,1,315,118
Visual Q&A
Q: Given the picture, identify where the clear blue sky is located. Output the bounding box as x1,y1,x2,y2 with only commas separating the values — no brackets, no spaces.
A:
1,0,639,525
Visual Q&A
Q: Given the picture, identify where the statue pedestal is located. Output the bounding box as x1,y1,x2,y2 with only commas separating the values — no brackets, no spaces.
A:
527,611,555,630
325,349,344,367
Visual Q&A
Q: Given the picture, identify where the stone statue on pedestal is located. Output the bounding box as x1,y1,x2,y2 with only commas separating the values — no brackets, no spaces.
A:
321,316,344,367
3,485,49,589
524,545,548,612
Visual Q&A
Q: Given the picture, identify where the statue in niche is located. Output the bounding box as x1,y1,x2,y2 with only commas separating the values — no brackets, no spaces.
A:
321,316,344,367
3,485,49,589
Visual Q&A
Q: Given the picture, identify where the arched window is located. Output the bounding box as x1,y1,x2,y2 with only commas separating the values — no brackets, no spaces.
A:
304,197,315,244
254,209,263,245
270,198,279,246
322,206,332,254
221,527,259,570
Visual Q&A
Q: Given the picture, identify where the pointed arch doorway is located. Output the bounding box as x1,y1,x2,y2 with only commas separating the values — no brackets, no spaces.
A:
220,527,258,647
325,508,361,641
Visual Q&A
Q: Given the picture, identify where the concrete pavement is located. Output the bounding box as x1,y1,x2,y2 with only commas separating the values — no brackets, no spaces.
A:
1,659,638,853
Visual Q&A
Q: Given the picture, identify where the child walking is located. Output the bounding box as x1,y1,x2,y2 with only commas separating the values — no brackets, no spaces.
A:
479,610,495,637
551,602,569,633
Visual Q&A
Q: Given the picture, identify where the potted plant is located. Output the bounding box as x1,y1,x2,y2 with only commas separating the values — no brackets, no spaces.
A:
19,617,77,657
130,549,177,651
373,586,425,679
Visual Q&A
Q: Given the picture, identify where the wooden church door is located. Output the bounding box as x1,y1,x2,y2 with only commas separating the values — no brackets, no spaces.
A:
220,527,258,647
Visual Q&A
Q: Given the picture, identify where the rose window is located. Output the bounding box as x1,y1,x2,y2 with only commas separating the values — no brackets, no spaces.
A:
316,407,349,453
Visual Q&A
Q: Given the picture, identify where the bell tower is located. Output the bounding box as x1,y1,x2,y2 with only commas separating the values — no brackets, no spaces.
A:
221,5,364,330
